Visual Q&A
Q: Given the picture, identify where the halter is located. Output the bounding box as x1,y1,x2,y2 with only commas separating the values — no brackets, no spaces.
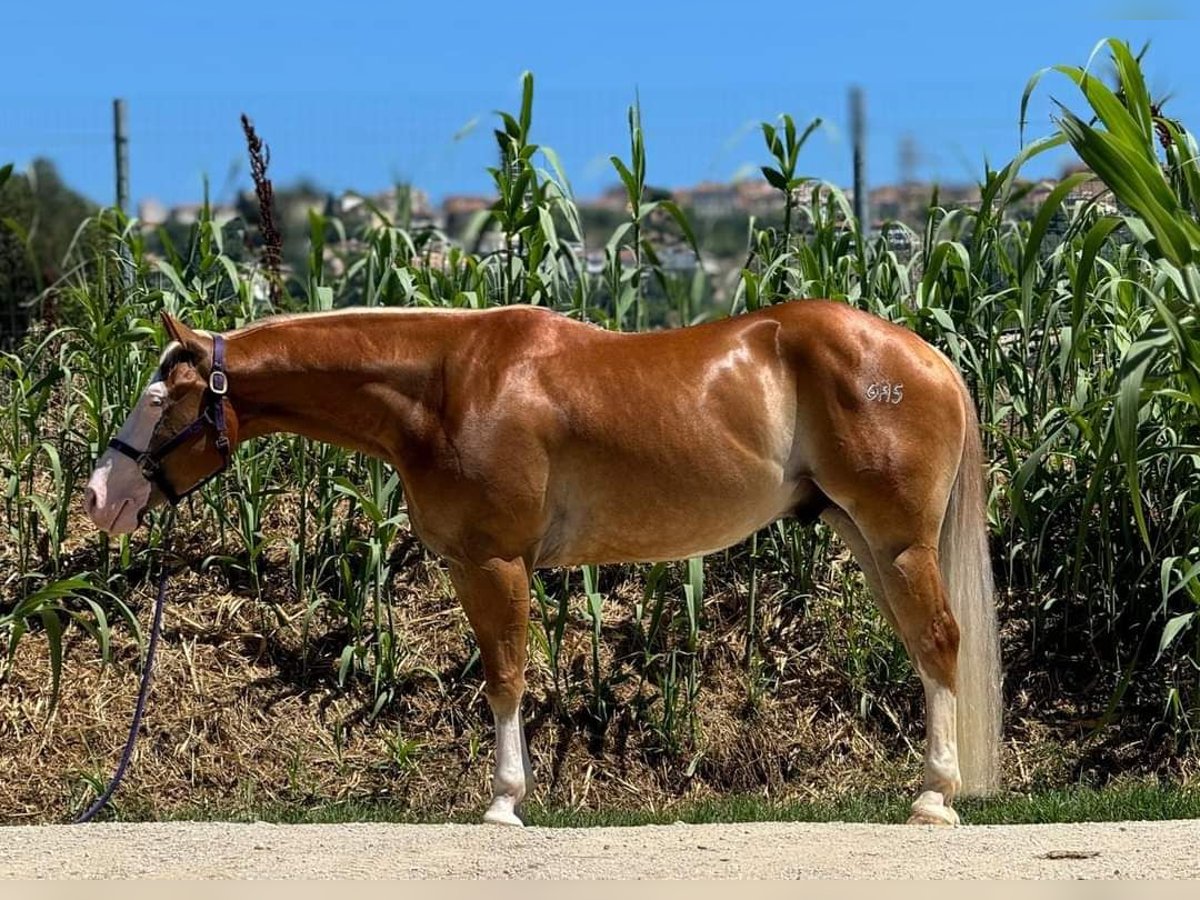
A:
108,334,232,505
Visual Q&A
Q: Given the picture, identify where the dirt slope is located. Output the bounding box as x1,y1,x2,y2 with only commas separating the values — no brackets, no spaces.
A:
3,819,1198,879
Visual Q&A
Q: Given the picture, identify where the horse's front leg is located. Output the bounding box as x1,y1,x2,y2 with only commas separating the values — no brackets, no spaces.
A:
448,555,533,826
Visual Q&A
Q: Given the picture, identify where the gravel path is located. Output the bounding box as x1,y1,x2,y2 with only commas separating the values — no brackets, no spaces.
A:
3,819,1198,879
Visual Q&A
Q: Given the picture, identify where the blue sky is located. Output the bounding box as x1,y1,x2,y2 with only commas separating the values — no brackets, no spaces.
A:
2,2,1196,208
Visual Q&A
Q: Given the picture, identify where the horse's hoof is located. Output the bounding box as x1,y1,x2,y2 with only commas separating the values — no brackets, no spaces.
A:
906,790,960,826
483,800,525,827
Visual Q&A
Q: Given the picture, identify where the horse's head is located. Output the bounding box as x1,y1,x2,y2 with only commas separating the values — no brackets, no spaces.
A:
84,313,238,533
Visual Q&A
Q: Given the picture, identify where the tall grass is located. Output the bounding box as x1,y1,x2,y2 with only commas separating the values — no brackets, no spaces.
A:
1,41,1198,769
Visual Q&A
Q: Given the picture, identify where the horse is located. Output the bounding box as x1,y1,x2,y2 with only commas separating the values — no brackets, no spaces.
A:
83,299,1002,826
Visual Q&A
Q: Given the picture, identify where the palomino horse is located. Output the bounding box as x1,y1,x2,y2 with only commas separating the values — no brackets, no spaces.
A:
84,300,1001,826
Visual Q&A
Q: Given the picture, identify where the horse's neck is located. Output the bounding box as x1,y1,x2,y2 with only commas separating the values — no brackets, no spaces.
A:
226,312,453,461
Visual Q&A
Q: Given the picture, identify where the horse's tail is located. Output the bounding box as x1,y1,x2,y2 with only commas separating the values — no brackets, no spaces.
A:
938,374,1002,796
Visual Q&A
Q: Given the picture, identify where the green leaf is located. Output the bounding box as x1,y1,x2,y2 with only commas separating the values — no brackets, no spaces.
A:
452,116,479,142
1019,66,1055,146
79,599,112,663
496,112,521,141
338,645,356,687
40,609,64,708
610,156,640,208
1072,216,1124,329
761,166,788,191
926,306,957,334
10,577,98,621
1157,612,1196,660
605,220,634,256
1105,39,1155,147
1011,422,1067,513
1019,172,1090,284
1053,59,1149,154
1114,334,1170,546
1,215,30,244
791,117,824,167
518,71,534,141
655,199,700,256
1056,106,1199,266
539,145,574,198
154,259,192,302
761,123,780,159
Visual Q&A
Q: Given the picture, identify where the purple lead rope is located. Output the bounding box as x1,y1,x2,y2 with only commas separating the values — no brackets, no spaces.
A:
75,523,173,823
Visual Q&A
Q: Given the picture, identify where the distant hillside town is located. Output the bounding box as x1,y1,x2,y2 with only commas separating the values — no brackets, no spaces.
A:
0,155,1117,350
135,160,1114,266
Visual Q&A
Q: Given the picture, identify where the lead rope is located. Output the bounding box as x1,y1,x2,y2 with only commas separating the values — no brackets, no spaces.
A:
75,514,175,823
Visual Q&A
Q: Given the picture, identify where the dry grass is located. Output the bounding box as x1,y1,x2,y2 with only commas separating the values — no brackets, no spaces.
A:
3,494,1194,824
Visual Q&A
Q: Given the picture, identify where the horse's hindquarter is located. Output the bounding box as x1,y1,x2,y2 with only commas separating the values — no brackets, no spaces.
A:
775,301,969,536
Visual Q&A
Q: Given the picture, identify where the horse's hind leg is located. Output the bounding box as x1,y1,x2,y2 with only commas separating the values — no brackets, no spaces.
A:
822,507,958,823
866,529,962,825
824,497,962,826
448,555,534,826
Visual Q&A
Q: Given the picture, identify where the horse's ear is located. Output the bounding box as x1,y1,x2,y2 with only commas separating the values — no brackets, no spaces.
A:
161,311,192,345
160,311,212,371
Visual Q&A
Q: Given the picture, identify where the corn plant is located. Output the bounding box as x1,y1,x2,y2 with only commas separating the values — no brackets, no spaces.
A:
581,564,607,722
605,100,698,331
531,572,571,698
0,577,140,705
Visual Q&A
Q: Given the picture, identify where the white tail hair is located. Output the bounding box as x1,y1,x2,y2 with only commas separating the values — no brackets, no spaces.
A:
938,379,1003,795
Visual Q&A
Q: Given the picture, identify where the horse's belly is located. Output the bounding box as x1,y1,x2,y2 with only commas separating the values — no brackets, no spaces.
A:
538,472,802,567
533,339,804,566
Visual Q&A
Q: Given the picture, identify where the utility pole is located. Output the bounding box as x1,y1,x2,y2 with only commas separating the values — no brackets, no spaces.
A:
850,86,868,234
113,98,134,293
899,133,919,185
113,98,129,214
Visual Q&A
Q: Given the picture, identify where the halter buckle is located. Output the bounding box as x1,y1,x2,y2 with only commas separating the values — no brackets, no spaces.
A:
209,370,228,395
137,452,160,480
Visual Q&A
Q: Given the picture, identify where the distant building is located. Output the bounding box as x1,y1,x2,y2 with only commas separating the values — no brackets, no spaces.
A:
592,185,632,214
937,184,982,207
336,186,434,228
1061,163,1118,215
130,162,1116,273
734,179,782,217
867,181,979,230
137,198,169,227
675,181,739,218
880,221,920,260
1023,181,1055,208
442,194,493,235
272,190,326,233
167,203,238,227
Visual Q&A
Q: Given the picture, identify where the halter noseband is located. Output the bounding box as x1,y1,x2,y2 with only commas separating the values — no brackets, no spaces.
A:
108,334,231,506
